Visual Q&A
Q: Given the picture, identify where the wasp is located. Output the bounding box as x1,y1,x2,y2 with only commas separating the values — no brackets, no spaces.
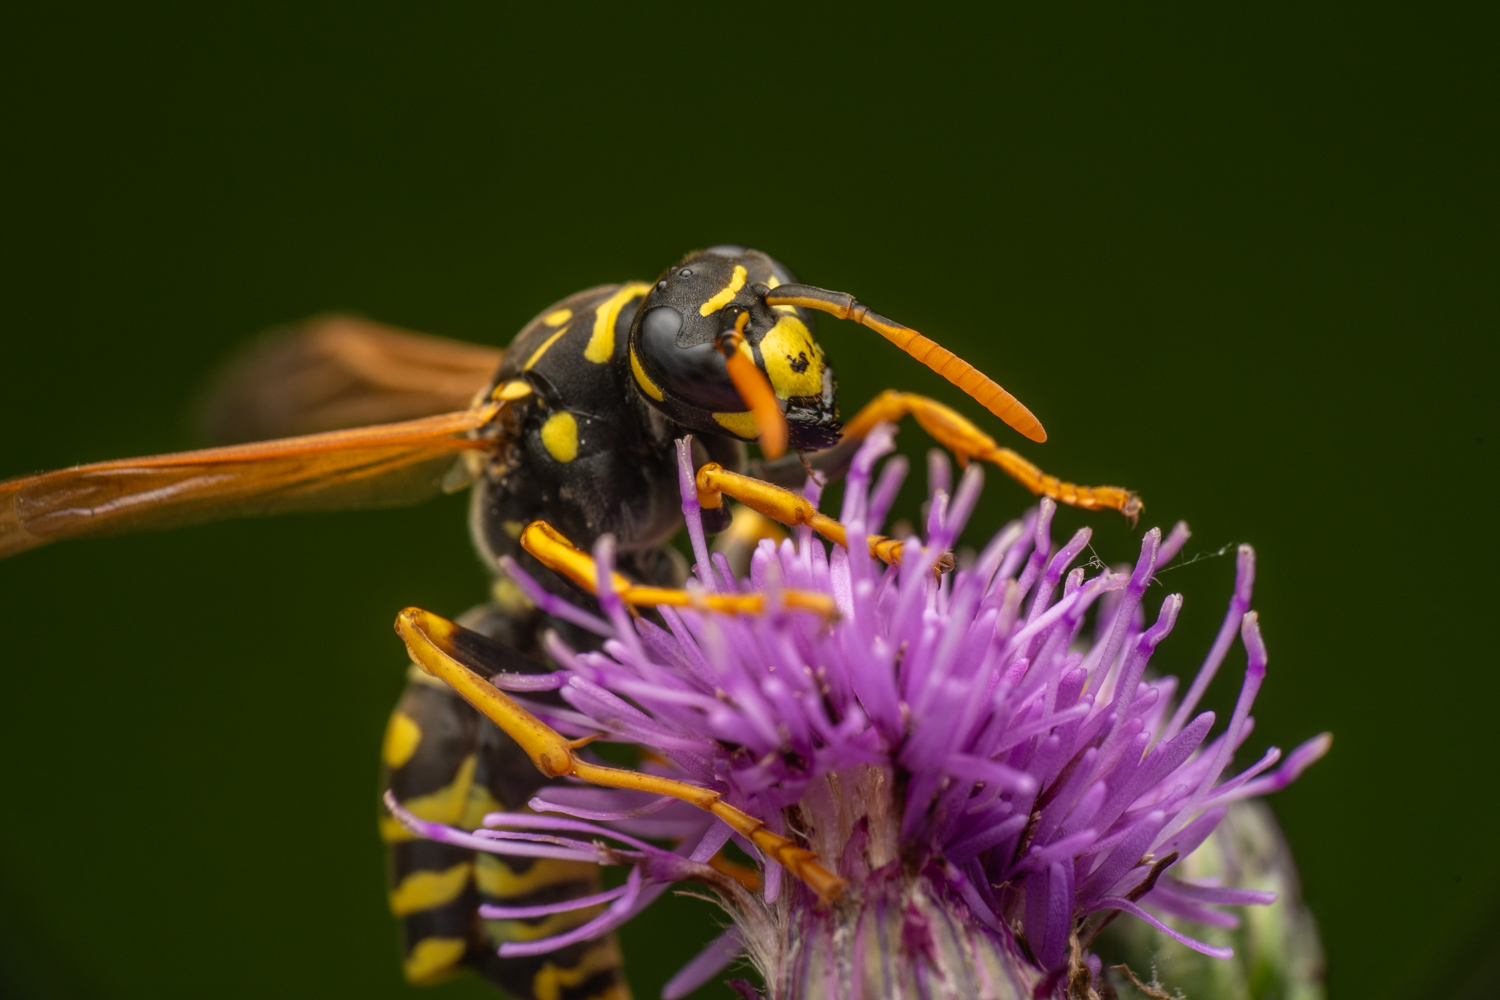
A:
0,247,1139,998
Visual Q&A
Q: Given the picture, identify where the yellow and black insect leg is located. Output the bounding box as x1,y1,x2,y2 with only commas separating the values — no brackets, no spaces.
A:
755,391,1142,522
689,463,920,570
839,390,1142,521
380,604,630,998
396,606,848,904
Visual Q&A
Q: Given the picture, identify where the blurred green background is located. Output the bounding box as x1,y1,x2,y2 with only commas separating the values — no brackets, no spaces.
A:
0,5,1493,999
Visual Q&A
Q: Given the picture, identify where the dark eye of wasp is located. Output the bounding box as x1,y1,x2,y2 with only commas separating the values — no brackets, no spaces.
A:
637,304,744,413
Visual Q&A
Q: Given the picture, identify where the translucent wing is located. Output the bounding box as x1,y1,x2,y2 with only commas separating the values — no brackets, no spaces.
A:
198,315,503,443
0,405,502,559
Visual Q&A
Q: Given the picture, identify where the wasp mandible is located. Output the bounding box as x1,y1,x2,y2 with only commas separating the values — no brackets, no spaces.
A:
0,247,1139,998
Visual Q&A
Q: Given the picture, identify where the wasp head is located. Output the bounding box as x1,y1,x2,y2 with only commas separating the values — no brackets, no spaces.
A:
627,246,841,451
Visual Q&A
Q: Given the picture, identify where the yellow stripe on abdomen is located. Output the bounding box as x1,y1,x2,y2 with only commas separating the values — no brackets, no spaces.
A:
389,861,473,916
403,937,468,985
531,939,627,1000
381,711,422,769
475,854,596,898
379,753,478,843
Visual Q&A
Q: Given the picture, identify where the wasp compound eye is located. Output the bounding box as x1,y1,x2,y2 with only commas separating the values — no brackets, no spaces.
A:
636,305,743,413
641,303,684,346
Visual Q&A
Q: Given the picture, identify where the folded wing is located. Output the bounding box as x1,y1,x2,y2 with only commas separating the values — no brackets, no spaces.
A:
198,315,503,443
0,406,501,559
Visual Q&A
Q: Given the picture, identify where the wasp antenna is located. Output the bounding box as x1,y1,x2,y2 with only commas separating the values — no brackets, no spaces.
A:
764,283,1048,443
717,310,789,459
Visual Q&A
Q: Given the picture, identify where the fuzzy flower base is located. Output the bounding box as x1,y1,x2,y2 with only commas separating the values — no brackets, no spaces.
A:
389,424,1329,1000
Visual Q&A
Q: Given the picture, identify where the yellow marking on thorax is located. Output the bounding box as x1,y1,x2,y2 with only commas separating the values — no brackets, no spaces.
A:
699,264,747,316
544,308,573,326
492,379,533,401
713,410,759,438
586,283,651,363
524,326,570,370
531,939,625,1000
540,411,579,462
389,861,473,916
475,854,597,899
379,753,478,843
759,314,826,399
403,937,468,985
382,711,423,769
629,345,664,401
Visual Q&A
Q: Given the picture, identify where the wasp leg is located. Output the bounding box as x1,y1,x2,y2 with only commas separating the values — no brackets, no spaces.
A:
518,520,838,617
381,603,630,998
394,607,848,904
748,436,863,489
693,463,955,572
842,390,1143,523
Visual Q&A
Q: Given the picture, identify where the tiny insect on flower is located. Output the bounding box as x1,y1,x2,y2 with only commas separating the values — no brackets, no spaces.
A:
386,423,1330,1000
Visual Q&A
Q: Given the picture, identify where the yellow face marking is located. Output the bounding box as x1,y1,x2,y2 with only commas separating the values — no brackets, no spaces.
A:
379,753,477,843
759,314,826,399
540,411,579,463
531,940,625,1000
713,410,759,438
699,264,748,316
491,379,533,401
389,861,473,916
402,937,468,985
524,326,570,371
381,711,422,770
586,282,651,363
544,308,573,326
629,345,665,401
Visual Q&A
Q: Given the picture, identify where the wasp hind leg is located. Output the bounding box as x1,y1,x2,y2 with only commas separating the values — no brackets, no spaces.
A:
380,606,631,998
394,606,848,903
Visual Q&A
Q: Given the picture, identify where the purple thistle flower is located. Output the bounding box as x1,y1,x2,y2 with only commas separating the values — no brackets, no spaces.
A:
387,423,1330,999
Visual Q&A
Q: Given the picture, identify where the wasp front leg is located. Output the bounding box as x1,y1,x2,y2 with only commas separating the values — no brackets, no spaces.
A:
518,519,843,614
842,390,1143,523
690,463,957,572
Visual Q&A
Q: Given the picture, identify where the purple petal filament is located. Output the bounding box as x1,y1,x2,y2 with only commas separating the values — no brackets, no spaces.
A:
388,425,1329,993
